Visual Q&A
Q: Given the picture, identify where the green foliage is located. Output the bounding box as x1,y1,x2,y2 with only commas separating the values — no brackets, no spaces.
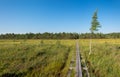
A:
0,32,79,39
0,32,120,39
90,10,101,33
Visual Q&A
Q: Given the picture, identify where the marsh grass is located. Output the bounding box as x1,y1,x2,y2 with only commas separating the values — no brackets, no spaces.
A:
0,40,76,77
79,39,120,77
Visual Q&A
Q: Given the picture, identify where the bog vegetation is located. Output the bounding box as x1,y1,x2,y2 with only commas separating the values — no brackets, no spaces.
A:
80,39,120,77
0,40,76,77
0,39,120,77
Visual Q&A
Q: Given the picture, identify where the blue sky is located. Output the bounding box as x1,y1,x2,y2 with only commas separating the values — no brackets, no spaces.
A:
0,0,120,34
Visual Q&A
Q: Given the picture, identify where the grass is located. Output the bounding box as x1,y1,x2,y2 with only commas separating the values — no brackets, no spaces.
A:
1,39,119,77
0,40,76,77
79,39,120,77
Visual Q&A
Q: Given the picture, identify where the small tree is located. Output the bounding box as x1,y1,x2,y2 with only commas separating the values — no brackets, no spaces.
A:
89,10,101,55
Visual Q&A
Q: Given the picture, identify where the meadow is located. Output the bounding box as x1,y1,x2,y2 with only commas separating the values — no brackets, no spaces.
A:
79,39,120,77
0,40,76,77
0,39,120,77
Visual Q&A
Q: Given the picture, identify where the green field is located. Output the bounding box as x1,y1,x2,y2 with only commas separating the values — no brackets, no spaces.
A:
0,39,120,77
80,39,120,77
0,40,76,77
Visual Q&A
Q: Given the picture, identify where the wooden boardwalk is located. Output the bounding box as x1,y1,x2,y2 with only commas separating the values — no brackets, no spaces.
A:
76,40,82,77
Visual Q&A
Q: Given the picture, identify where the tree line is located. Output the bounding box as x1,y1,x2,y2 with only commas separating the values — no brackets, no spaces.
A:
0,32,120,39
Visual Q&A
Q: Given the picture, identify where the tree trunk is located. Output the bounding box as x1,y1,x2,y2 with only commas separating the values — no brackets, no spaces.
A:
89,33,92,55
89,38,92,55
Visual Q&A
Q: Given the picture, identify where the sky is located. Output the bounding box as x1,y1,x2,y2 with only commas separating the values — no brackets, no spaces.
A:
0,0,120,34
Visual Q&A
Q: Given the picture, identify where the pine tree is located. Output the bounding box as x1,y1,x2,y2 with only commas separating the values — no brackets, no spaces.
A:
89,10,101,55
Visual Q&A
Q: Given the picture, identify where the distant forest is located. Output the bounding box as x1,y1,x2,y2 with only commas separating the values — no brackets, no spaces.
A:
0,32,120,39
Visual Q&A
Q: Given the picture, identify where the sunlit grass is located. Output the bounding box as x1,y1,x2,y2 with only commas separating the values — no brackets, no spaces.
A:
1,39,118,77
0,40,76,77
79,39,120,77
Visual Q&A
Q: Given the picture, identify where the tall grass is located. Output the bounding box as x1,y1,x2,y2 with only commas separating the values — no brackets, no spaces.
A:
0,40,75,77
79,39,120,77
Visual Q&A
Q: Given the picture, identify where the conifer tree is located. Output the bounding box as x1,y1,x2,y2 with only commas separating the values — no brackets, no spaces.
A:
89,10,101,55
